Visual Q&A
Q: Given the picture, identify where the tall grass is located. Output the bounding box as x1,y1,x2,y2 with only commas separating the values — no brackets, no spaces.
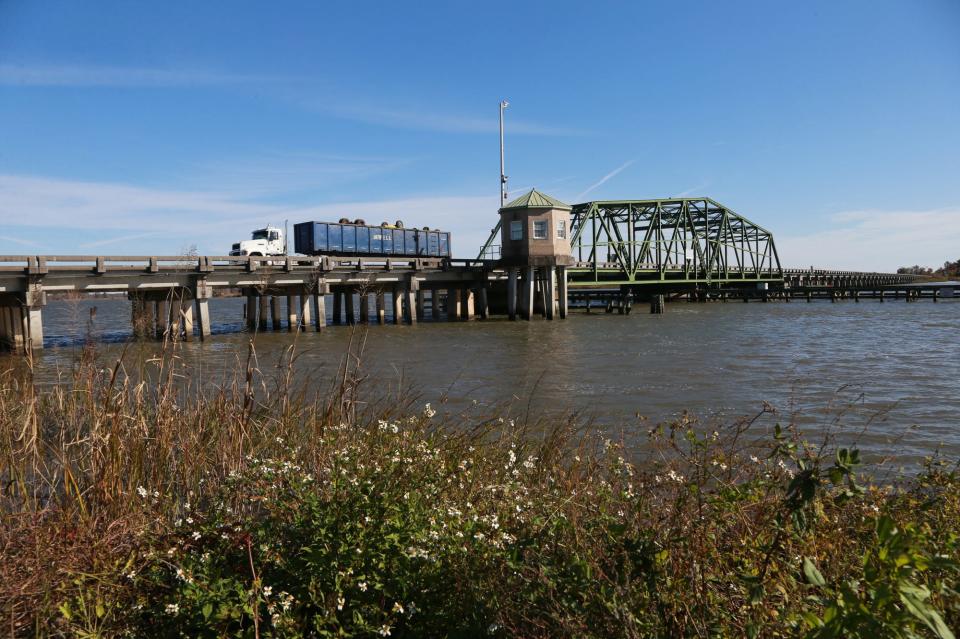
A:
1,333,958,638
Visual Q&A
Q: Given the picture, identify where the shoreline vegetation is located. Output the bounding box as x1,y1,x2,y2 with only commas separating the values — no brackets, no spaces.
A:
2,337,958,638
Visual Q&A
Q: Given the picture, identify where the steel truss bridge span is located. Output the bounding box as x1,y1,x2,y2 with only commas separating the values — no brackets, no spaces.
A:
482,197,783,288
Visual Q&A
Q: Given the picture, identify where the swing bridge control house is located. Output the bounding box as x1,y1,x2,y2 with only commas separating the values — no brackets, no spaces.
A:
0,190,943,353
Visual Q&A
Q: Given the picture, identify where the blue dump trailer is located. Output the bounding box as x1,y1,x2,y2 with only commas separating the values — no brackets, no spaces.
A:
293,221,451,258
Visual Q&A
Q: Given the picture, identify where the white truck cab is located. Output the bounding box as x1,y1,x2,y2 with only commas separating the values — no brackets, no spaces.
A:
230,226,286,257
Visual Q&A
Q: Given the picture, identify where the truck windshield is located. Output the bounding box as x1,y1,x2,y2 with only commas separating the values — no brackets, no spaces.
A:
251,230,268,240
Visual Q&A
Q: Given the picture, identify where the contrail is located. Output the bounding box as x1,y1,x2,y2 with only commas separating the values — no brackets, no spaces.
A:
575,159,635,200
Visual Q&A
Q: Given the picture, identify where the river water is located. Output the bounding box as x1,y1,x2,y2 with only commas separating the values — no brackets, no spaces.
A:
12,295,960,463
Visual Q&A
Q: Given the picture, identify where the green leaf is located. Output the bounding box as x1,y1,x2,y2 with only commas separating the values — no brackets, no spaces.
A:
202,602,213,619
803,557,826,587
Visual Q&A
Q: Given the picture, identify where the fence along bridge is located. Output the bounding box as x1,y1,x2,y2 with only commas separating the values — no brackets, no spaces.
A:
0,194,942,353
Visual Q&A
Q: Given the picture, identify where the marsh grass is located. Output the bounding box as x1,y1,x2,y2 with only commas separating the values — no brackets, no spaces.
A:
1,331,958,638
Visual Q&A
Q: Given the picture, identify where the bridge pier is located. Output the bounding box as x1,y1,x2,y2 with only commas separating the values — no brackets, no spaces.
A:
258,295,269,331
313,286,327,331
557,268,568,319
650,294,665,314
447,288,461,321
299,292,311,329
271,296,281,331
392,286,403,325
359,292,370,324
345,290,356,324
376,291,386,324
523,267,535,320
478,285,489,319
430,289,440,320
333,289,343,325
507,268,518,320
286,293,297,330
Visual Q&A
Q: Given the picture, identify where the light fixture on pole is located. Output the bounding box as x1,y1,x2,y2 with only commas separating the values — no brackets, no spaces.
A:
499,99,509,207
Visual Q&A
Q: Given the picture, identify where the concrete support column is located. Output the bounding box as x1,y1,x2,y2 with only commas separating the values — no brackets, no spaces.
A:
312,292,326,331
155,301,167,339
286,294,297,331
258,295,269,331
376,291,386,324
300,293,312,329
523,267,535,320
477,286,489,319
557,267,568,319
181,301,194,341
24,289,45,350
879,290,885,303
405,285,417,325
345,290,356,324
430,289,440,320
6,305,29,353
271,296,282,330
448,288,461,321
650,294,665,314
333,289,343,325
167,298,181,340
392,286,403,325
545,268,557,320
507,267,518,321
359,293,370,324
416,289,425,321
245,293,256,331
195,298,211,340
463,288,475,320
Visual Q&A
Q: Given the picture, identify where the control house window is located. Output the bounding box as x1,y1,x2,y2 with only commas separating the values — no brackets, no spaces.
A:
510,220,523,241
556,220,566,239
533,220,548,240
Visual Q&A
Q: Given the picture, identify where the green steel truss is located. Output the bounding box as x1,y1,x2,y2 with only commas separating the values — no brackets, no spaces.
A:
478,197,783,287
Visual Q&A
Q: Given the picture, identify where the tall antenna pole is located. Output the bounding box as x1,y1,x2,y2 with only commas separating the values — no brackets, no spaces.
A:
499,99,509,207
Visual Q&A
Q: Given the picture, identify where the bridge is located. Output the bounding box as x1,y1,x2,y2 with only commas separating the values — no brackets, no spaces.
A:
0,194,947,353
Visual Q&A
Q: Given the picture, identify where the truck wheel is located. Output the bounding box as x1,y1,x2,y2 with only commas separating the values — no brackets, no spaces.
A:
395,220,404,228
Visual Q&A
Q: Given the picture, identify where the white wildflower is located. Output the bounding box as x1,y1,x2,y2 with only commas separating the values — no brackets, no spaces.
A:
137,486,148,498
165,603,179,615
378,624,392,636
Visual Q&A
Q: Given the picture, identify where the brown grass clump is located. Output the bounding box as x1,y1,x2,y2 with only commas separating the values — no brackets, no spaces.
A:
1,335,958,638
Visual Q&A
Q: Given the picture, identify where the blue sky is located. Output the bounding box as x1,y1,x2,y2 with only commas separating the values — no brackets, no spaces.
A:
1,0,958,270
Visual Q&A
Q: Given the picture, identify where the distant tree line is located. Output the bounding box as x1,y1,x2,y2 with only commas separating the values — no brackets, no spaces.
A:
898,258,960,277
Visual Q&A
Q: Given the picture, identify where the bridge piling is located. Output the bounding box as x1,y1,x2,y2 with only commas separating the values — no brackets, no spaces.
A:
258,296,269,331
270,297,281,331
359,292,370,324
392,287,402,325
286,294,297,330
345,290,356,325
447,288,460,321
430,289,440,320
557,268,568,319
650,294,665,314
376,291,386,324
507,268,518,320
313,290,326,331
299,293,311,329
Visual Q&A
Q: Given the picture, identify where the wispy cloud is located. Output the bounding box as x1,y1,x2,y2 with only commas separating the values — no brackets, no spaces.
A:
674,181,711,198
0,234,41,248
777,206,960,272
0,173,502,256
1,62,582,137
309,100,586,136
183,152,412,196
0,63,273,88
575,160,635,200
